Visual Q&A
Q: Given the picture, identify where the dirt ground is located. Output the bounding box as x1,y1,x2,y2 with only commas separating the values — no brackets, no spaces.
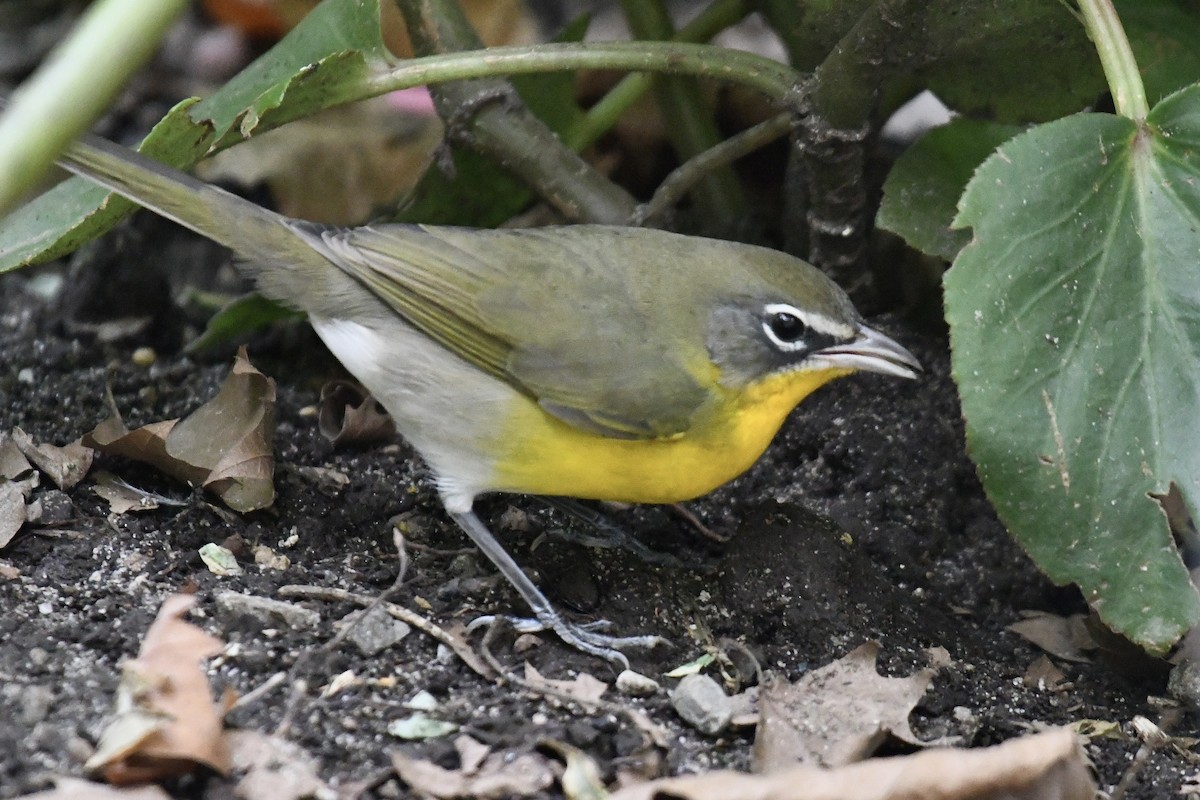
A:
1,211,1197,798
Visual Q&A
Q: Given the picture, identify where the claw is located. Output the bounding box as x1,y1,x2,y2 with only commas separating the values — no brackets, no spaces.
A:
450,508,669,666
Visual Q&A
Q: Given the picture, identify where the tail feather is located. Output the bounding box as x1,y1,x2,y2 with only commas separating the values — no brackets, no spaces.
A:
56,132,331,273
49,131,394,319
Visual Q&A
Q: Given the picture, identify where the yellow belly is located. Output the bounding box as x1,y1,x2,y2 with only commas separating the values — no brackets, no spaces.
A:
490,367,852,504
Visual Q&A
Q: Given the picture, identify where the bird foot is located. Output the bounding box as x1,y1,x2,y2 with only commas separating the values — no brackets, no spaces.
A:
469,613,667,668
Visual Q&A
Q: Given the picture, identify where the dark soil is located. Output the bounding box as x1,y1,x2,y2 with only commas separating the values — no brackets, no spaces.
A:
1,218,1196,798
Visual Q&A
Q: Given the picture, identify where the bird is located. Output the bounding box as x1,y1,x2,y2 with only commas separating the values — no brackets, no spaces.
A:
37,124,920,665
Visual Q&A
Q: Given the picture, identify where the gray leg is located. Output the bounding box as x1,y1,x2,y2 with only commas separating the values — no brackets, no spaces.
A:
449,508,666,667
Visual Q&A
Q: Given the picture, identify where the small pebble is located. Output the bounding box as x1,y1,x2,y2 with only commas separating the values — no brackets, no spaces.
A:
341,604,411,656
1168,660,1200,709
669,673,732,735
616,669,660,697
131,346,156,367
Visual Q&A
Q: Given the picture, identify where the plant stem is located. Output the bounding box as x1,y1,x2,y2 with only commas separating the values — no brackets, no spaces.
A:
0,0,187,214
635,111,790,226
393,0,635,224
366,42,801,110
1077,0,1147,121
620,0,744,226
571,0,749,150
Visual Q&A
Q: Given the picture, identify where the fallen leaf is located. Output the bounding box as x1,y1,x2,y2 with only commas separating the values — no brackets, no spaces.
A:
1071,719,1122,739
91,472,187,515
87,594,229,783
753,641,941,770
391,739,554,799
1007,611,1097,663
542,739,607,800
84,348,276,512
1022,655,1068,691
13,776,172,799
198,543,243,576
317,380,396,445
665,653,716,678
0,480,28,548
610,727,1093,800
0,434,34,479
225,730,335,800
12,428,93,489
388,712,458,740
523,662,608,706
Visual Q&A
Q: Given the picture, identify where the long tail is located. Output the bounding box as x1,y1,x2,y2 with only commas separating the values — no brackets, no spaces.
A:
55,129,330,272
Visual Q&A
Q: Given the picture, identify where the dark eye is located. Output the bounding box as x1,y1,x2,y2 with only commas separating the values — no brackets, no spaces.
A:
768,311,807,342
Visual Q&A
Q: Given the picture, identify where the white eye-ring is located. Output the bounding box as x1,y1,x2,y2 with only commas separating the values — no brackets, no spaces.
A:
761,303,853,351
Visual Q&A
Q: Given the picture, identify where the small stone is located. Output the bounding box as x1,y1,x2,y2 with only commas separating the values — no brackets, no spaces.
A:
513,633,544,654
1168,660,1200,709
670,673,732,735
404,690,439,711
616,669,660,697
131,346,156,367
341,604,411,656
33,490,73,525
17,685,53,725
216,591,320,630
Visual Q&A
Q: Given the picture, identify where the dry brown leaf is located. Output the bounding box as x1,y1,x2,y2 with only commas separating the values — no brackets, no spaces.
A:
543,739,608,800
611,727,1094,800
225,730,334,800
391,738,554,800
1007,611,1097,663
317,380,396,446
14,776,172,799
523,662,609,706
1022,655,1068,691
0,480,28,548
84,348,276,512
91,472,182,515
753,641,941,771
0,434,34,479
87,594,229,784
12,428,93,489
199,99,441,225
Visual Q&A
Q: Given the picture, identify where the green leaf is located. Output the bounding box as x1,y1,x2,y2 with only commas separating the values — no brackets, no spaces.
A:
877,119,1021,262
0,99,215,271
944,86,1200,653
913,0,1104,123
187,293,302,354
0,0,391,272
0,0,188,215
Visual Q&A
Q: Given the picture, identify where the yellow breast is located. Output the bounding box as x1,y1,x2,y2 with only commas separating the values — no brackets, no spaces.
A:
490,367,852,504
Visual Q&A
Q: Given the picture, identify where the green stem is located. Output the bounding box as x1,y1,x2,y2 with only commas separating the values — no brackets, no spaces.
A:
366,42,801,109
0,0,188,215
635,111,790,226
571,0,748,149
1077,0,1147,120
620,0,744,225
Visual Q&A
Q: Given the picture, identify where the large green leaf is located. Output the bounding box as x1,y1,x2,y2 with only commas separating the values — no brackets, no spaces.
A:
877,119,1020,262
945,86,1200,652
0,0,392,272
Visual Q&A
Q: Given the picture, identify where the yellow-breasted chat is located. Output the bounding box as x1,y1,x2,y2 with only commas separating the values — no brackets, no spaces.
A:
41,129,920,665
